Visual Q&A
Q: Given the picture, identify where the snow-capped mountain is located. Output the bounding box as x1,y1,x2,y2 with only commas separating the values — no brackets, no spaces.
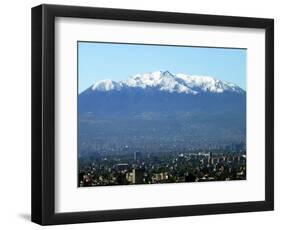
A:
90,71,244,94
79,71,246,155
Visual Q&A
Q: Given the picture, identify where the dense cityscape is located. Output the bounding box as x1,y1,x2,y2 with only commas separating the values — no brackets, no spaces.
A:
78,149,246,187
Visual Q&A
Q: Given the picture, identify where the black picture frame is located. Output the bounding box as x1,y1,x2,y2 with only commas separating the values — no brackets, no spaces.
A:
31,4,274,225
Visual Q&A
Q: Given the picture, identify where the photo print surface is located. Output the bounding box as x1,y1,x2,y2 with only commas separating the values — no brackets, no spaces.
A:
78,42,246,187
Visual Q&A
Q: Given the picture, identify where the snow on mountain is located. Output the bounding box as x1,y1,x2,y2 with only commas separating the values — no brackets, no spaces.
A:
91,71,244,94
175,73,243,93
92,79,121,91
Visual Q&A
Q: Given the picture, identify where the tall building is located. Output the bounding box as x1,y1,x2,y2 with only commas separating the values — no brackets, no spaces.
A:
134,151,142,162
132,168,144,184
207,151,213,164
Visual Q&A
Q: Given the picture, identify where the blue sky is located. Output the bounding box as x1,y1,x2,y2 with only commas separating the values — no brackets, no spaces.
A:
78,41,246,93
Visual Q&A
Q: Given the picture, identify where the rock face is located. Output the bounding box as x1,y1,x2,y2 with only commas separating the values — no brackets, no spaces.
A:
78,71,246,156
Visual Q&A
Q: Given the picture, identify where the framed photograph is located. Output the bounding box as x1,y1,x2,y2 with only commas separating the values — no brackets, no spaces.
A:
31,4,274,225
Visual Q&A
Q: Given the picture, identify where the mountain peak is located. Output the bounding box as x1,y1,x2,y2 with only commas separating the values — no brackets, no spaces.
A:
161,70,172,75
89,71,244,94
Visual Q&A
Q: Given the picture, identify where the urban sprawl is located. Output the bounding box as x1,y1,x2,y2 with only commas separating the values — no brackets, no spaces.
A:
79,150,246,187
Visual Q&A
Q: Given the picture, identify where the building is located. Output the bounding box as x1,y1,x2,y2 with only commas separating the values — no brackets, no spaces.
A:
132,168,144,184
152,172,169,183
126,172,133,183
116,163,129,171
134,151,142,162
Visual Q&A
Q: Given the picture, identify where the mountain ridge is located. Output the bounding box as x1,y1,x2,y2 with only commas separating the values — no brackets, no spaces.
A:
78,70,246,155
87,70,245,95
